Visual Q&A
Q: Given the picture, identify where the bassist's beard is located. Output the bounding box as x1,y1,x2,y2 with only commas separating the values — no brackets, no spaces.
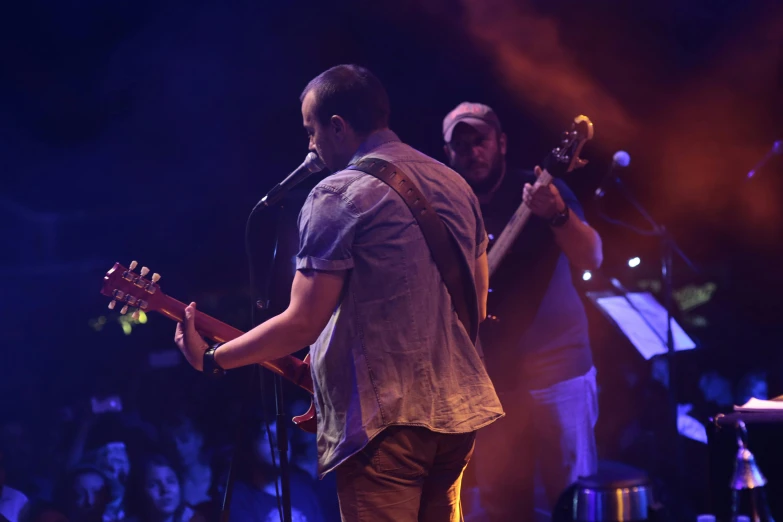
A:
467,152,506,197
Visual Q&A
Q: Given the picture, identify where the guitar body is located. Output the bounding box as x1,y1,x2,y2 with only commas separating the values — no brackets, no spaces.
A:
100,262,318,433
291,356,318,433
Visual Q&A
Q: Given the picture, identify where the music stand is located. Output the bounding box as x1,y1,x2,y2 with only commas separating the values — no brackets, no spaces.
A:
586,290,697,360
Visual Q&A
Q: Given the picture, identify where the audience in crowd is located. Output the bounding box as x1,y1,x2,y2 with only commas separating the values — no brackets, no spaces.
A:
1,343,772,522
161,415,212,508
123,454,201,522
52,465,110,522
0,366,340,522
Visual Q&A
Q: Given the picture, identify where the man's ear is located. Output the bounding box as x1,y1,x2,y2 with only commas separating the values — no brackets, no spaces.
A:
443,144,451,162
499,132,508,156
330,115,347,139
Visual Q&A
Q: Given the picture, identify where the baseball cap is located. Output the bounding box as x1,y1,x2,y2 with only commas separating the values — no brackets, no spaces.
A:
442,102,502,143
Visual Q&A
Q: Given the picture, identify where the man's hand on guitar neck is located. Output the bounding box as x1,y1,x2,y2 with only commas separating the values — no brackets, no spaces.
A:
174,302,210,371
174,269,347,373
523,165,604,271
522,166,566,219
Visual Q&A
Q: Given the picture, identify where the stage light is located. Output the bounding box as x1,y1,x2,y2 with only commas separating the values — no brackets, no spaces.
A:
582,270,592,281
628,256,641,268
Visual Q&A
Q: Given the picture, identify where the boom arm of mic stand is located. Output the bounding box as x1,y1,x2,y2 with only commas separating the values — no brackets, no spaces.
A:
612,177,700,276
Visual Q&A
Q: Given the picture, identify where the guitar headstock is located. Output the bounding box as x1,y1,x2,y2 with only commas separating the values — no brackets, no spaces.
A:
545,115,594,177
101,261,165,320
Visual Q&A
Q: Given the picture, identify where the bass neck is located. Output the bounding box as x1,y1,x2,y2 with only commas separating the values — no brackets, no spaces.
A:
486,169,554,278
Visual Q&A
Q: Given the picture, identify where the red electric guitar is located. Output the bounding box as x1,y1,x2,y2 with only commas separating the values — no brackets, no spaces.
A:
100,261,317,433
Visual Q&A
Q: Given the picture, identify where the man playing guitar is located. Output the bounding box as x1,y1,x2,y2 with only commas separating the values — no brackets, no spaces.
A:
175,68,503,521
442,102,603,520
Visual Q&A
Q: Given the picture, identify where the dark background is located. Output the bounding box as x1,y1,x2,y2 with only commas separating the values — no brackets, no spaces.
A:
1,0,782,509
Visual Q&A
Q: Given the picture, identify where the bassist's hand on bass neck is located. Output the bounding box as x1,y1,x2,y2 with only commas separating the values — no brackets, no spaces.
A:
522,165,568,220
523,165,603,271
485,115,594,278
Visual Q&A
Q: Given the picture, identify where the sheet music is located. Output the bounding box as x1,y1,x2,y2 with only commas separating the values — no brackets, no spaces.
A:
595,292,696,360
734,396,783,412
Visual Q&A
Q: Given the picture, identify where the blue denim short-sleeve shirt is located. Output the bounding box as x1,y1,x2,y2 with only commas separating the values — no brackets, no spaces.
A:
297,129,504,478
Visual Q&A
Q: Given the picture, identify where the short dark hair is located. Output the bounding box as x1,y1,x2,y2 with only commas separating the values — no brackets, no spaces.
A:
125,454,183,517
301,64,390,135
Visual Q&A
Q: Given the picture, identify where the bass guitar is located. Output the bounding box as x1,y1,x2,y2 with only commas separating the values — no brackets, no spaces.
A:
487,115,594,279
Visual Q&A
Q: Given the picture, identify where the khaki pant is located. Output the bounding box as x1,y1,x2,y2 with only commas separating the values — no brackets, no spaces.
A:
336,426,477,522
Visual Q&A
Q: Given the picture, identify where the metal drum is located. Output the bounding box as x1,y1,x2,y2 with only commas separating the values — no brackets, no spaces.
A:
554,461,654,522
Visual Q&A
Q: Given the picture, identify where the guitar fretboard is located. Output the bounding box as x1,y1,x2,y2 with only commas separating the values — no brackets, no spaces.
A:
157,293,314,393
486,170,553,278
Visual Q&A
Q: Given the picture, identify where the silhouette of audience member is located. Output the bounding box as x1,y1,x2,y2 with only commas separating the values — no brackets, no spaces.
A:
85,441,129,522
124,454,203,522
698,370,734,410
229,418,325,522
53,465,111,522
0,450,29,522
161,415,212,507
736,370,768,406
17,502,67,522
191,445,232,521
74,415,137,522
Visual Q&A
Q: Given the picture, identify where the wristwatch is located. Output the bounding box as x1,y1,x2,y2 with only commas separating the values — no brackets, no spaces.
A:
549,205,570,227
203,343,226,379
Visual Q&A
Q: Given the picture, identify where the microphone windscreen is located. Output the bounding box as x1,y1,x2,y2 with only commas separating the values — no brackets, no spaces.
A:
305,152,326,172
613,150,631,167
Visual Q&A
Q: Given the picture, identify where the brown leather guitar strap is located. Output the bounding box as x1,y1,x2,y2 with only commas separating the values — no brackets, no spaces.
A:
347,157,479,345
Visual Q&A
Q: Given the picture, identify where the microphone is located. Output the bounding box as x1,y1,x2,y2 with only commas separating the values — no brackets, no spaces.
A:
609,277,631,294
746,140,782,179
594,150,631,198
256,152,325,210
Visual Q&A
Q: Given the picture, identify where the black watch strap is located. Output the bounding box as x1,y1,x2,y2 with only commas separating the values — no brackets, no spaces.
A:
203,343,226,379
549,205,570,227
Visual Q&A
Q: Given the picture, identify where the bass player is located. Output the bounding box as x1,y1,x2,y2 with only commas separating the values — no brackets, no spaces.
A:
442,102,603,520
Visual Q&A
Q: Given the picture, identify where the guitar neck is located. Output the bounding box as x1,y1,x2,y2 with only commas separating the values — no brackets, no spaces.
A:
156,294,313,393
486,170,553,278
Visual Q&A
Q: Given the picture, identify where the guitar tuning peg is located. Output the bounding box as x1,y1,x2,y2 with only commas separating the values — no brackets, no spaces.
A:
132,310,140,321
140,266,150,277
151,273,161,283
108,301,116,310
129,260,138,271
120,305,129,315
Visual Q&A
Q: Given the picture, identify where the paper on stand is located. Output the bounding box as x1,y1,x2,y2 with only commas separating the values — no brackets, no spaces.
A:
595,292,696,360
734,396,783,412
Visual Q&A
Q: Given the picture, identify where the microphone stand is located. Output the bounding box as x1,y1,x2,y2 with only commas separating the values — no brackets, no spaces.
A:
597,176,699,494
219,197,293,522
252,202,293,522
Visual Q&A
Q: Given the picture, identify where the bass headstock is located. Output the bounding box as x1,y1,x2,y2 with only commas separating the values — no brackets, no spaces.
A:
101,261,165,320
545,115,594,177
